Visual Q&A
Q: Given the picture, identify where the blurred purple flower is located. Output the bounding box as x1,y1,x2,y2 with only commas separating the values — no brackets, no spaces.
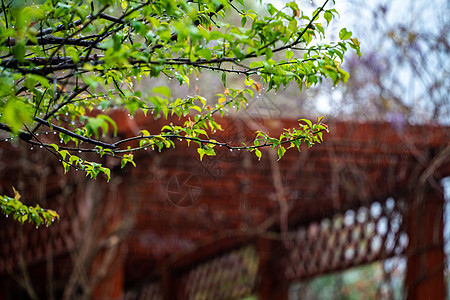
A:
388,112,406,132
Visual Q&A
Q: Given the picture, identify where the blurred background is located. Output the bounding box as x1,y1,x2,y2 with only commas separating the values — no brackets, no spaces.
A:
0,0,448,299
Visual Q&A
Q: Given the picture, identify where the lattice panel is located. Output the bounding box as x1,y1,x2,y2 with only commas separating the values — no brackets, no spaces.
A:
284,198,408,281
182,245,258,300
125,281,163,300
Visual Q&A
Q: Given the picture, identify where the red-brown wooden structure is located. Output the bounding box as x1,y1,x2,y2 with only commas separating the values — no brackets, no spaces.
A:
0,113,449,299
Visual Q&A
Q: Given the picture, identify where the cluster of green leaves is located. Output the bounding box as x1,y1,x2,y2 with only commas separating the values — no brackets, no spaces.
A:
0,0,359,225
49,143,111,180
0,188,59,227
251,117,328,161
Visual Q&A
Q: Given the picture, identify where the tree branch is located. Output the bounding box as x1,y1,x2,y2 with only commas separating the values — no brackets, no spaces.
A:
39,84,89,123
0,122,32,141
5,36,95,47
33,117,117,149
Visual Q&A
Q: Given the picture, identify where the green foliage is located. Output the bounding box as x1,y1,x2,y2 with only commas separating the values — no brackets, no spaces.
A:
250,116,328,161
0,188,59,227
0,0,360,224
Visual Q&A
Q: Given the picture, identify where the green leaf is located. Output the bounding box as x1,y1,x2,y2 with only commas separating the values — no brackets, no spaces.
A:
286,49,294,60
221,72,227,88
265,48,273,60
299,118,313,128
197,148,205,161
241,16,247,27
97,114,118,136
59,150,69,161
121,154,135,168
349,37,361,58
339,28,352,40
255,149,262,160
267,3,277,15
86,117,107,139
197,48,212,61
103,167,111,182
277,146,286,160
1,98,32,133
152,86,171,98
13,41,26,63
49,144,59,151
249,61,263,69
324,11,333,25
204,146,215,157
338,68,350,83
25,74,50,89
125,101,140,116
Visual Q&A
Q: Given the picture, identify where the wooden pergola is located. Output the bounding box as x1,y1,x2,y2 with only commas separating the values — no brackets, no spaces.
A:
0,113,449,299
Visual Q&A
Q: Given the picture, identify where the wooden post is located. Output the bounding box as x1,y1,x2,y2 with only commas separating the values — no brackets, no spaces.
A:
405,183,446,300
257,237,289,300
161,266,185,300
91,246,125,300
